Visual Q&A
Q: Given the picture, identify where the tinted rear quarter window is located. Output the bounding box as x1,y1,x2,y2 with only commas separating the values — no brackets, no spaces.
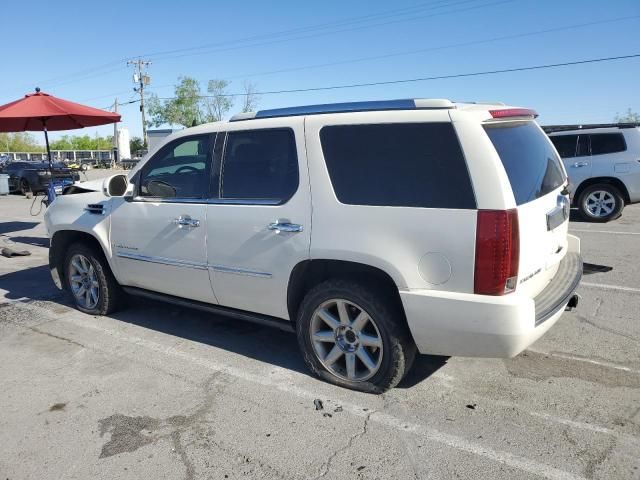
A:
589,133,626,155
320,123,476,209
484,122,565,205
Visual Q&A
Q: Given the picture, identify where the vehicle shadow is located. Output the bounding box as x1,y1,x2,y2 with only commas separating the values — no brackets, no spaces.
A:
0,265,63,301
0,264,446,389
8,236,50,248
0,221,40,235
583,262,613,275
113,298,446,388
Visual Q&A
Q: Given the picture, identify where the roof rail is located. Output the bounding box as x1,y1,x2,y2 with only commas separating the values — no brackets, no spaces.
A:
229,98,454,122
542,122,640,133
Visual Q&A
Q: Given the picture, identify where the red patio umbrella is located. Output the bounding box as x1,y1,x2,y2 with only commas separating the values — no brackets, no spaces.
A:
0,88,121,172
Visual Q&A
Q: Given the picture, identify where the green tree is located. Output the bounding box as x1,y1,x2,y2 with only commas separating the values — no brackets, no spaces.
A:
0,132,43,152
204,79,234,121
130,136,144,155
147,76,203,128
614,108,640,123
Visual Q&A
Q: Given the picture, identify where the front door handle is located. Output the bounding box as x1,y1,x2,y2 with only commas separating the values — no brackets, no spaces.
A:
173,215,200,228
268,221,303,233
572,161,589,168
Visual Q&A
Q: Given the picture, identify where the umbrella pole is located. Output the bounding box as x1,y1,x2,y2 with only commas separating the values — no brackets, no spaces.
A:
42,121,53,174
42,119,55,204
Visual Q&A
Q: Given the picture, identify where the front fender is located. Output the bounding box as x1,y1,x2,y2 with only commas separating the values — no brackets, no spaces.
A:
45,192,117,283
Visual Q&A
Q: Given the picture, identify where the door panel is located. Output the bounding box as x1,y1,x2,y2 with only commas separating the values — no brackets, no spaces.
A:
111,200,214,303
206,119,310,320
110,133,216,304
563,135,591,197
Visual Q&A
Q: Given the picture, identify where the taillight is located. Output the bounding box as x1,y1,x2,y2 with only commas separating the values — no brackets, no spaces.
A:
489,108,538,119
474,209,519,295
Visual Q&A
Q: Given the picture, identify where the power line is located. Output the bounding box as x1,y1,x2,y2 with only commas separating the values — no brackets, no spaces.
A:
31,0,467,90
153,53,640,99
151,0,516,62
121,14,640,100
223,15,640,81
138,0,463,59
33,0,510,91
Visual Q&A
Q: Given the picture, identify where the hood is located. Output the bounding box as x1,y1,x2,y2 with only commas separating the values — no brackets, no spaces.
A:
62,177,105,195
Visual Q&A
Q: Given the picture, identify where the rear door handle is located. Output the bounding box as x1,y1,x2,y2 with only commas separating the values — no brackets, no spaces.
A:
268,222,303,233
173,215,200,228
572,161,589,168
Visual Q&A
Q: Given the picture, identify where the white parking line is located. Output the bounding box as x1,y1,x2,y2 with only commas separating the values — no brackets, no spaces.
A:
527,348,639,374
570,229,640,235
580,282,640,294
6,300,586,480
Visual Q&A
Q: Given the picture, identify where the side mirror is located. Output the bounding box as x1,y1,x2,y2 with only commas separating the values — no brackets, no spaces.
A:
103,174,129,197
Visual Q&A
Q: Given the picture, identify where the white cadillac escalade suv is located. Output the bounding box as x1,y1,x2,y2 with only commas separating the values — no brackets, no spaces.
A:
44,99,583,393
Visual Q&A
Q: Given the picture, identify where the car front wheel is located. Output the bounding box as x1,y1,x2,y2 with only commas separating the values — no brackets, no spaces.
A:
20,178,31,196
296,279,416,393
64,243,124,315
577,183,624,222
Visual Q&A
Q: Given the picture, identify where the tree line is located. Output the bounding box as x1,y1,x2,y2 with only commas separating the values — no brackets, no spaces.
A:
1,132,114,152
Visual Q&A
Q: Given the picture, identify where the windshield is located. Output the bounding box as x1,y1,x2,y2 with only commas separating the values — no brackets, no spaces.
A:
484,121,566,205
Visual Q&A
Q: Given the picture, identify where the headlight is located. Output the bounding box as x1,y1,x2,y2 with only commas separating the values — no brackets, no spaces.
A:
37,171,50,176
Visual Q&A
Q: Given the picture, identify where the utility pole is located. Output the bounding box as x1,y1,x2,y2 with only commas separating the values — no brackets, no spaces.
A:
112,98,119,168
127,59,151,147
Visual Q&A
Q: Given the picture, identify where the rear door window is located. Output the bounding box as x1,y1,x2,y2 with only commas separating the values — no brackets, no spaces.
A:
549,135,577,158
219,128,298,203
484,122,566,205
589,133,626,155
319,123,476,209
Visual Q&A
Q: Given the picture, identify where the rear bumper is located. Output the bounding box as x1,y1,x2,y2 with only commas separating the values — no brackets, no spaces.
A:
401,236,583,358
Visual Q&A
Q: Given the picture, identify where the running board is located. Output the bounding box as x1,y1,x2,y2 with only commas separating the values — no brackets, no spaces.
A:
122,286,295,333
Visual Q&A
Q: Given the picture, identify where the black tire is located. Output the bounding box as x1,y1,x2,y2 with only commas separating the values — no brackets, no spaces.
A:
577,183,624,222
20,178,31,196
296,279,416,393
63,243,125,315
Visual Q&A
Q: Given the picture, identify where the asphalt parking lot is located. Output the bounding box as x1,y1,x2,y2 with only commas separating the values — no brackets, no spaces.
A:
0,177,639,480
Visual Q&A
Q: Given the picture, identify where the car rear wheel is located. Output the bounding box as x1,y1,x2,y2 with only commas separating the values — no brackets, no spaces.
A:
296,279,416,393
64,243,125,315
578,183,624,222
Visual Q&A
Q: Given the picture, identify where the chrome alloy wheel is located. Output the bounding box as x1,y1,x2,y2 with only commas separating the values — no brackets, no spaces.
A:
310,299,383,382
584,190,616,218
69,254,100,310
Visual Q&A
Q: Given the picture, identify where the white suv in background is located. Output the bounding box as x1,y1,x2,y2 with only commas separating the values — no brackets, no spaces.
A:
546,123,640,222
45,99,583,393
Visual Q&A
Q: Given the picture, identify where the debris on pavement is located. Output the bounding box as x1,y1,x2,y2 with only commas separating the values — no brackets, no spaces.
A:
1,247,31,257
313,399,323,411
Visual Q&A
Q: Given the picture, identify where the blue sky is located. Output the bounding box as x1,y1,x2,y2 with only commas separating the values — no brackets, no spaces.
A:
2,0,639,142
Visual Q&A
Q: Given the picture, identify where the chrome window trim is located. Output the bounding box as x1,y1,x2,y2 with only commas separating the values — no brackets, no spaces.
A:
131,196,281,205
210,265,272,278
208,198,281,205
131,196,208,204
116,251,208,270
116,251,272,278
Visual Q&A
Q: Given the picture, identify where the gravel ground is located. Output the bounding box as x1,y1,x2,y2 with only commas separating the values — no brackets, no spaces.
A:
0,184,639,480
